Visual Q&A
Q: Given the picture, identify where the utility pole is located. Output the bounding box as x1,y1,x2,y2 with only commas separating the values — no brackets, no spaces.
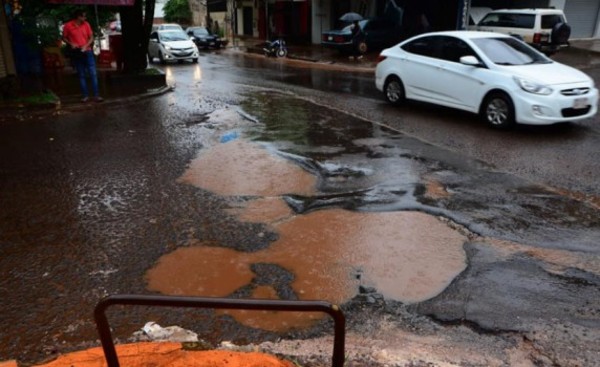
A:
203,0,211,31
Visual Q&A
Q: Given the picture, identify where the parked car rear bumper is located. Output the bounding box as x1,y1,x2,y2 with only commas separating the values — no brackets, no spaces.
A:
531,42,569,54
321,41,354,53
194,40,221,49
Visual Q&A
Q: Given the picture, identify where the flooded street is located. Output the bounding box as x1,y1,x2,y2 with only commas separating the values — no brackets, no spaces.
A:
0,52,599,366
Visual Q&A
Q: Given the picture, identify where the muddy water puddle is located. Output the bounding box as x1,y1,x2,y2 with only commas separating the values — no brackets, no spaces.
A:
148,94,469,331
178,139,317,197
146,210,467,330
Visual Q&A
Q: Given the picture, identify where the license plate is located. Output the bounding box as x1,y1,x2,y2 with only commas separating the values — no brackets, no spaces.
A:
328,36,333,41
573,97,588,109
209,42,215,45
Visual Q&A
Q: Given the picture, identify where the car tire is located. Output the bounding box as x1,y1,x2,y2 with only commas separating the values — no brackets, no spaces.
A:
148,52,154,64
551,22,571,45
481,92,515,129
357,41,368,55
383,76,405,106
192,58,198,63
159,52,166,64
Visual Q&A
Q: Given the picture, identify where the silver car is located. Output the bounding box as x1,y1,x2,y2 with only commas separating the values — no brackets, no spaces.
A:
148,29,199,64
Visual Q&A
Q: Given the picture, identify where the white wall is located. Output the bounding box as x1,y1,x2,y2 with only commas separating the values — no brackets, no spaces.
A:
312,0,331,44
549,0,566,9
595,1,600,38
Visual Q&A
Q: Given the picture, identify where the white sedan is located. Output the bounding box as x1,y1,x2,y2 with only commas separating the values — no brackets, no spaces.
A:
375,31,598,128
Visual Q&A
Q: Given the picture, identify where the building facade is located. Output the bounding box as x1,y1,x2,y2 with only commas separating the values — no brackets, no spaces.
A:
224,0,599,44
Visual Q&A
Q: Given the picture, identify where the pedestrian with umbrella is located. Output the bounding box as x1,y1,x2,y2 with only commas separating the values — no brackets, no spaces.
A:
340,12,366,60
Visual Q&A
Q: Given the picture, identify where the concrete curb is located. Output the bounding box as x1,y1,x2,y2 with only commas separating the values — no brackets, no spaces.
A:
0,85,173,122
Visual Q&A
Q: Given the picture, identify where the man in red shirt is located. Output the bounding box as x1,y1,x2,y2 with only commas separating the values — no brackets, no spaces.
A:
62,10,103,102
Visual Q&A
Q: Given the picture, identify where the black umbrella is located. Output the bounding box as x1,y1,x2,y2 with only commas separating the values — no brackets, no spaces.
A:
339,12,364,22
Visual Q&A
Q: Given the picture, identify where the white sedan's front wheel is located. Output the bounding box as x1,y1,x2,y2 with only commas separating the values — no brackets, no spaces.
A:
482,92,515,129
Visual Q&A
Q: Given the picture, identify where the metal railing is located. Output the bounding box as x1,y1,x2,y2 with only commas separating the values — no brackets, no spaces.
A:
94,294,346,367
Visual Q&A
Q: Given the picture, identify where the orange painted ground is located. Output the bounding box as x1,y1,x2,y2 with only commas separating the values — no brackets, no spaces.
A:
28,342,295,367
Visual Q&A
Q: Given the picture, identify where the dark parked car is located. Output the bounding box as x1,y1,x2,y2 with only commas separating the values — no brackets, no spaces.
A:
186,27,222,50
321,18,404,54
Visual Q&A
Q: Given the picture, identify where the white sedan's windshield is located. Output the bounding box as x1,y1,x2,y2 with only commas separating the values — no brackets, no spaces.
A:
472,37,552,65
159,31,189,42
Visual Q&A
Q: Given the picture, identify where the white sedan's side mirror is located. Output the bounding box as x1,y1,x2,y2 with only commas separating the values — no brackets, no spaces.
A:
460,55,482,67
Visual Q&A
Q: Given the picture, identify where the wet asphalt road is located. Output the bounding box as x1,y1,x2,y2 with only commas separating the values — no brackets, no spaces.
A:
0,51,599,365
223,51,600,200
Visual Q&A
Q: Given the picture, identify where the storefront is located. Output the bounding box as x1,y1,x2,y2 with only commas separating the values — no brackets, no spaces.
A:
0,3,16,79
257,0,311,43
310,0,466,45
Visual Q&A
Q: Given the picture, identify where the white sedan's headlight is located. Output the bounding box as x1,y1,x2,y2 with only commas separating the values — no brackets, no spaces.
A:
514,76,553,95
163,45,172,50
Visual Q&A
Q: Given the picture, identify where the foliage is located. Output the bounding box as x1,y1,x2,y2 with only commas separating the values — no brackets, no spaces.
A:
7,0,158,74
15,91,59,104
163,0,192,25
11,0,117,48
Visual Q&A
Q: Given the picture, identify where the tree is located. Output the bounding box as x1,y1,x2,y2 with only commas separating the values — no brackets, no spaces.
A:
163,0,191,25
7,0,156,74
12,0,115,48
120,0,155,73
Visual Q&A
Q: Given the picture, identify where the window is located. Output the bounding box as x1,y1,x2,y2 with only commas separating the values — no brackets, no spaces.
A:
192,28,210,36
159,31,189,42
479,13,535,29
402,36,439,58
541,15,564,29
439,36,476,63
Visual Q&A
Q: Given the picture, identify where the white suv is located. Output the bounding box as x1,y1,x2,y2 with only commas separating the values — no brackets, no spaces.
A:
474,8,570,54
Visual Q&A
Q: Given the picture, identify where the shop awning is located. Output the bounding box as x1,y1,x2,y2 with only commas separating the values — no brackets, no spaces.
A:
47,0,135,5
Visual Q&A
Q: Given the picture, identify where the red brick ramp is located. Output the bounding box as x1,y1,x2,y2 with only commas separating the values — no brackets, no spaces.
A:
5,342,295,367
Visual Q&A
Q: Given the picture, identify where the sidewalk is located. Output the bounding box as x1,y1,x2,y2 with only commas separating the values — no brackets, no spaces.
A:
235,37,380,71
237,36,600,71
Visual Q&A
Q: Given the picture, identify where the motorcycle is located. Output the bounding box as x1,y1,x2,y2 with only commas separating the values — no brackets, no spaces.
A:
263,38,288,58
